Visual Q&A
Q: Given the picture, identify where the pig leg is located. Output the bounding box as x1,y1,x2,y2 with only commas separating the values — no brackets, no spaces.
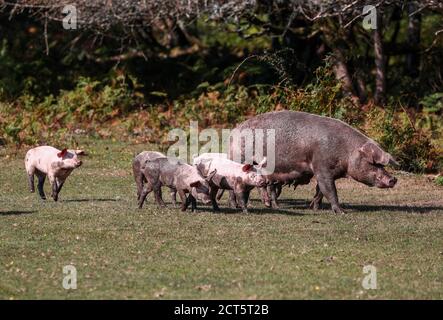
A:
245,190,253,209
178,190,188,211
182,193,197,212
46,174,59,201
260,187,271,207
169,188,177,207
269,184,280,209
309,184,324,210
216,189,225,201
153,185,166,208
53,177,65,201
138,175,147,202
189,196,197,212
36,172,47,200
57,181,65,194
210,187,221,212
228,190,238,208
134,173,143,201
49,177,59,202
316,176,344,214
236,192,249,214
275,184,282,199
138,183,153,209
28,173,35,193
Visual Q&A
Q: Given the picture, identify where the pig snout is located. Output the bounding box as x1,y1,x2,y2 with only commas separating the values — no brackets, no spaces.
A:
387,176,397,187
258,176,267,187
62,158,82,169
249,172,267,187
191,187,212,204
378,175,397,188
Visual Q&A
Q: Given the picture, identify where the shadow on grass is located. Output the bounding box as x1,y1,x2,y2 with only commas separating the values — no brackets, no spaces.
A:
62,198,118,202
192,204,307,216
125,199,443,215
0,210,36,216
276,198,443,214
342,204,443,213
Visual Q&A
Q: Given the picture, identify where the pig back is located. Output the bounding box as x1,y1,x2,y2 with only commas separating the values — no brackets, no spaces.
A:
230,111,369,174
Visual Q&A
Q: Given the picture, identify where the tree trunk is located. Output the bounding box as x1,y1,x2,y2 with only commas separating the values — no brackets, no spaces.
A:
406,2,421,78
374,12,386,106
332,46,355,96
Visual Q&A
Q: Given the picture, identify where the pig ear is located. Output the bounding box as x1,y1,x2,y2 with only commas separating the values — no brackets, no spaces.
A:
190,181,202,188
75,149,86,156
387,154,400,167
359,142,390,165
256,157,267,168
242,164,253,172
57,148,68,158
205,169,217,182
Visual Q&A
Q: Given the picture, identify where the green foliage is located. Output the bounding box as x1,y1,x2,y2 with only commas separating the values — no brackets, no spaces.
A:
0,75,142,146
1,59,441,174
417,93,443,138
365,107,440,173
435,176,443,186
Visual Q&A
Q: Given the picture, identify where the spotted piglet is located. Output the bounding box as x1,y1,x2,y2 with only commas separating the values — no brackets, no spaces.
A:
25,146,85,201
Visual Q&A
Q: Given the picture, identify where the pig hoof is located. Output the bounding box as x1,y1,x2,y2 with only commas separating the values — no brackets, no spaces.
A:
271,203,279,209
332,207,345,214
309,202,320,210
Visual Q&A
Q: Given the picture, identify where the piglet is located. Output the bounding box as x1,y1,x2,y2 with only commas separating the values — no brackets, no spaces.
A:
25,146,85,201
139,157,217,212
193,153,267,213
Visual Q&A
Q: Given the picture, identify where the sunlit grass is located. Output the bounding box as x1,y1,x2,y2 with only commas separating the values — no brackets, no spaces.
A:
0,138,442,299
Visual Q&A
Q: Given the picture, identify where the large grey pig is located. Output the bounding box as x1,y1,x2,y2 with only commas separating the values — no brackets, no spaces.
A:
132,151,178,206
139,157,217,212
229,111,398,213
25,146,84,201
193,153,267,213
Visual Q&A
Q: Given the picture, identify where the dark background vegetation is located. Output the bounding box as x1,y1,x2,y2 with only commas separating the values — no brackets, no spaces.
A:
0,0,442,174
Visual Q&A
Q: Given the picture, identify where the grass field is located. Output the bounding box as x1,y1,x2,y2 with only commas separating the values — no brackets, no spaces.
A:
0,138,442,299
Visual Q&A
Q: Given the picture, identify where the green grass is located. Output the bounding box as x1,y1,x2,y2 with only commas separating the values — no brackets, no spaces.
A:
0,138,442,299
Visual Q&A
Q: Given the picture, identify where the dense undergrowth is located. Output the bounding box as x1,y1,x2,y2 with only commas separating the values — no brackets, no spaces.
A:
1,61,441,174
0,16,442,174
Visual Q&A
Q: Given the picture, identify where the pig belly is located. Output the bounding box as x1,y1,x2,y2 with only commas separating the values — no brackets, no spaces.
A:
267,169,313,185
159,172,183,191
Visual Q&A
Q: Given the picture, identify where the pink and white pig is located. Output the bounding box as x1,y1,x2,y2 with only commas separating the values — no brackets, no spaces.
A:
25,146,85,201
